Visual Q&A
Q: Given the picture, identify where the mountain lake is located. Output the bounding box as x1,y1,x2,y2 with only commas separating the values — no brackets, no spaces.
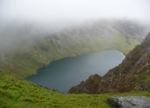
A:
26,50,125,93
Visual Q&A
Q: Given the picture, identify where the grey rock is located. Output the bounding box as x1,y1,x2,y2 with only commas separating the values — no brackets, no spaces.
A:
108,96,150,108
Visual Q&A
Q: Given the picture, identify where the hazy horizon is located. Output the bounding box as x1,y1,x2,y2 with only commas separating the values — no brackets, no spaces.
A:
0,0,150,23
0,0,150,33
0,0,150,51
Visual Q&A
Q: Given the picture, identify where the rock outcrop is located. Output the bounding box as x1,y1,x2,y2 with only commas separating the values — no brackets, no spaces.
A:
68,32,150,93
108,96,150,108
68,74,102,94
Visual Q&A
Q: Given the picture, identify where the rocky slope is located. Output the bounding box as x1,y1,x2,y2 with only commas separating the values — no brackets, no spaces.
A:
68,32,150,94
0,19,149,78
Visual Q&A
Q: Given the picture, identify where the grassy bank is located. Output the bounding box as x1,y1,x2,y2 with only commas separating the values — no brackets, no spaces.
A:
0,73,149,108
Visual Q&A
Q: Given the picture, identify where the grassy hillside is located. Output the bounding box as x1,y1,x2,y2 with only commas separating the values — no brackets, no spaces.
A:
0,20,141,78
0,72,150,108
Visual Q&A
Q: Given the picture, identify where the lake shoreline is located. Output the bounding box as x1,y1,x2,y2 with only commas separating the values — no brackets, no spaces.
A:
26,50,125,93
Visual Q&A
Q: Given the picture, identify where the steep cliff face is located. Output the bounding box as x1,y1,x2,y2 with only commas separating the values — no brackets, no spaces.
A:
68,32,150,94
0,20,149,78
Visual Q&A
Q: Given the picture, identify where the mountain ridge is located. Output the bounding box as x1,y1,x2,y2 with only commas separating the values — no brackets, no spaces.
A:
0,19,149,78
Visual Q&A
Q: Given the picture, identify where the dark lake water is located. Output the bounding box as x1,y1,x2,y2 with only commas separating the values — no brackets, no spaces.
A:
26,50,125,93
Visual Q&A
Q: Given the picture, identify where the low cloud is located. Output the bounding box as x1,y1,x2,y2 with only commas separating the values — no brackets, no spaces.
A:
0,0,150,51
0,0,150,22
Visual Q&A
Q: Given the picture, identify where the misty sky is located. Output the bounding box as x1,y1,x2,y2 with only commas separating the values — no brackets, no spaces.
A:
0,0,150,22
0,0,150,51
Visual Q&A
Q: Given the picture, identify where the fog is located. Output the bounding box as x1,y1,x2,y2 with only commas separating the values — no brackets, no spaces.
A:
1,0,150,30
0,0,150,51
1,0,150,22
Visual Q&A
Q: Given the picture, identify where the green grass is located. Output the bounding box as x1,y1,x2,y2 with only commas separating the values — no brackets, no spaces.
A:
0,73,150,108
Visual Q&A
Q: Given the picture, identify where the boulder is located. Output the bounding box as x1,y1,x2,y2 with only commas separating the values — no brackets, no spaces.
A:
108,96,150,108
